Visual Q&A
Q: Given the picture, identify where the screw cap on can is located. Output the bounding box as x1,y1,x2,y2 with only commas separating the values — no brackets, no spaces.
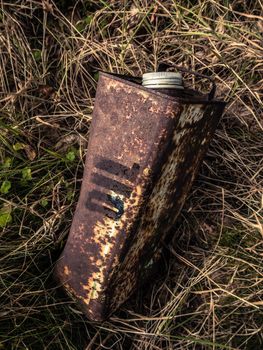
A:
142,71,184,89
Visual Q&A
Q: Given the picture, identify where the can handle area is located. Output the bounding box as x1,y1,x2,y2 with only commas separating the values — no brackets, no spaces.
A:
170,65,216,101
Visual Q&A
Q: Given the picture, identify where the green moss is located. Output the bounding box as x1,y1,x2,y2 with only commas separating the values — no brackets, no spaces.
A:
220,228,243,248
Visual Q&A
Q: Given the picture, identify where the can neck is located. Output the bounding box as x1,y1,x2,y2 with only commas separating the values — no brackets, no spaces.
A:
142,71,184,90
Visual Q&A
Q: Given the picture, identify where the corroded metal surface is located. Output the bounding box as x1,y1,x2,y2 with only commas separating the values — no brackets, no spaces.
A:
55,72,226,321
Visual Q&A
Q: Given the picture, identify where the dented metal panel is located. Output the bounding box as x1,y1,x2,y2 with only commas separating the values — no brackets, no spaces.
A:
54,72,226,321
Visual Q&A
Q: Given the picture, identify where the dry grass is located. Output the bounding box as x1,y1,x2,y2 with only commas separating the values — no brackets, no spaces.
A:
0,0,262,349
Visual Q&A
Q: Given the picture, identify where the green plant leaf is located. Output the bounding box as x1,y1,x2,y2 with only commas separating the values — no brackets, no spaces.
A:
66,189,74,201
40,198,48,207
0,212,12,228
0,205,12,228
22,167,32,181
13,142,26,151
2,157,12,169
66,151,75,162
0,180,11,194
33,49,42,62
94,72,99,81
76,21,85,32
85,15,93,25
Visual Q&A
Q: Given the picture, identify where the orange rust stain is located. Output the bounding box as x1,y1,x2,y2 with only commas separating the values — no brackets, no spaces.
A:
64,265,70,276
82,271,104,303
81,181,145,304
143,167,151,177
96,259,103,267
78,223,85,233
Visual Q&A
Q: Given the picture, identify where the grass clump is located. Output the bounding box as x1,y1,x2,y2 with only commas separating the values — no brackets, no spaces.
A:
0,0,262,349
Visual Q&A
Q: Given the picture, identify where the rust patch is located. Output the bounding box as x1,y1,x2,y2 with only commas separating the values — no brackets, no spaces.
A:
63,265,70,276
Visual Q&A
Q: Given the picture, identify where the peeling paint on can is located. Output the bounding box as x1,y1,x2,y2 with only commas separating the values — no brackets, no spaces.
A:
54,71,226,321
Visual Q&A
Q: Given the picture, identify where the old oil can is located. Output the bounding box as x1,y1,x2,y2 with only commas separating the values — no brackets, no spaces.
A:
54,69,226,321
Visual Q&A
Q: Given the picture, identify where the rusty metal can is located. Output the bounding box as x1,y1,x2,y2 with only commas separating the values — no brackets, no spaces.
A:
54,69,226,321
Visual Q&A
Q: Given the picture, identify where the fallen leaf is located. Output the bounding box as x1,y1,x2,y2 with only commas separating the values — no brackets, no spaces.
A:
24,145,36,161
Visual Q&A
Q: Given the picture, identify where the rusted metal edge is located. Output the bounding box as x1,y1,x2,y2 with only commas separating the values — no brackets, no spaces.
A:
100,72,225,105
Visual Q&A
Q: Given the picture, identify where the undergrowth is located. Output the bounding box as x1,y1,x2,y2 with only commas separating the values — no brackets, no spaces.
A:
0,1,262,349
